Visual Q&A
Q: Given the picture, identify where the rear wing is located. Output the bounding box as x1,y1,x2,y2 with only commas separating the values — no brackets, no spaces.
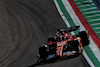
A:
56,26,80,33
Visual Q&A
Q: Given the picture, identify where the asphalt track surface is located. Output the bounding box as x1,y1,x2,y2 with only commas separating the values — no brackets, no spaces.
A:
0,0,90,67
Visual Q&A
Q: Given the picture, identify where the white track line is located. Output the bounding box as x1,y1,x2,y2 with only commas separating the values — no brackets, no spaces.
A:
53,0,74,35
63,0,100,63
88,19,100,22
76,1,92,4
54,0,100,66
54,0,95,67
81,7,97,11
62,1,99,67
62,0,85,31
84,11,100,14
90,23,100,25
94,27,100,29
78,4,94,8
86,14,100,18
83,49,95,67
96,31,100,34
63,0,100,62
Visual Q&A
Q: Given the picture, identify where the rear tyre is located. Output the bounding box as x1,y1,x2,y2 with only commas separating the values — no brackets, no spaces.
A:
79,31,90,46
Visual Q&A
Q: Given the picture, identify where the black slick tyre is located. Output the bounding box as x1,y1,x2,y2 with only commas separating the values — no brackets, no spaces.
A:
39,46,48,60
79,31,90,46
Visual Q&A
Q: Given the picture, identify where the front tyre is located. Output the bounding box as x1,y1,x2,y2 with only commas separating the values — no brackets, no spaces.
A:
39,46,48,60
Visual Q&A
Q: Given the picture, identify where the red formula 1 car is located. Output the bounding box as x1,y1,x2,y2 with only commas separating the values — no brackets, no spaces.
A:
37,26,90,62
